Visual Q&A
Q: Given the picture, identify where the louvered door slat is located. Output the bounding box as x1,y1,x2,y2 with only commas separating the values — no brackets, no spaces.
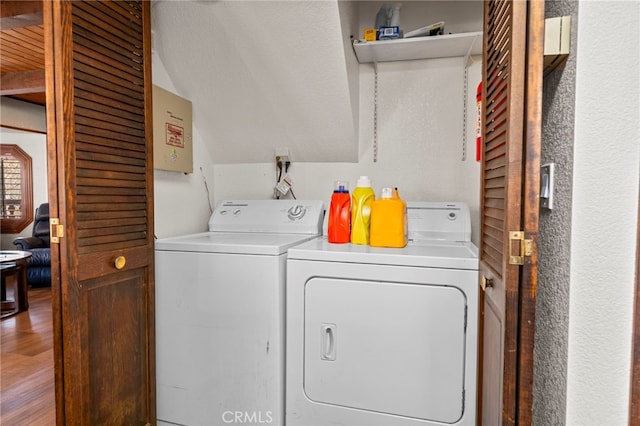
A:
77,168,145,181
77,131,144,152
73,34,144,79
73,4,141,49
75,79,143,110
74,105,145,133
76,202,147,213
76,173,146,185
76,144,146,162
103,1,143,23
74,60,144,96
74,96,145,124
73,46,144,87
483,222,503,241
78,209,146,221
77,194,147,203
72,18,141,65
79,215,147,228
75,122,146,144
79,233,147,250
78,224,147,239
78,184,146,196
76,159,145,175
484,187,505,198
91,1,143,31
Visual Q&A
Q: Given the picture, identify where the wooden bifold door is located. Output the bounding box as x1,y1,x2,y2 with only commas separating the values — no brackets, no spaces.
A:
44,1,156,424
478,0,543,424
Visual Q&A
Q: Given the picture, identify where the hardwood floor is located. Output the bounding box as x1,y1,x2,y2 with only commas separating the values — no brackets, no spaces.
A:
1,287,55,425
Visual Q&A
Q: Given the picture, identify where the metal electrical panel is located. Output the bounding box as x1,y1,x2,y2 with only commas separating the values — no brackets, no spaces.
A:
153,85,193,173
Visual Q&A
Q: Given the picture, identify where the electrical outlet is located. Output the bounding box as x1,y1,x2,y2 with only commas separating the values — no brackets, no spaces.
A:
275,147,290,163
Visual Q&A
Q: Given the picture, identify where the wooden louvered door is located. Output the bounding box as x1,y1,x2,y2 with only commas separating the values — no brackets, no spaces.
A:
478,0,543,424
44,0,155,423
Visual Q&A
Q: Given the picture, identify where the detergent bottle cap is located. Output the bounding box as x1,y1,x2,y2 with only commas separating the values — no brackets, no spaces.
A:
380,187,393,199
334,180,349,193
356,176,372,188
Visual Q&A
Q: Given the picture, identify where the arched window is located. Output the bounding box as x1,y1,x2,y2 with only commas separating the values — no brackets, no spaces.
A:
0,144,33,234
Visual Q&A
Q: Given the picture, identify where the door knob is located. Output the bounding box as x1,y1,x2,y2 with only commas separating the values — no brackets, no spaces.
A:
481,275,493,291
114,256,126,270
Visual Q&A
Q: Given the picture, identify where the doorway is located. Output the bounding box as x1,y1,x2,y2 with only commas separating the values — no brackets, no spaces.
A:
0,125,55,421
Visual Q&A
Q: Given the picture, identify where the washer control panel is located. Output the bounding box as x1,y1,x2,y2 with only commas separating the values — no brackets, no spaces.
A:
210,200,324,234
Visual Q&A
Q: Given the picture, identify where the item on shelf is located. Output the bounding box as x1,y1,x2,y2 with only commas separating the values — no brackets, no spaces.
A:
404,21,445,38
363,28,377,41
378,26,401,40
375,3,402,28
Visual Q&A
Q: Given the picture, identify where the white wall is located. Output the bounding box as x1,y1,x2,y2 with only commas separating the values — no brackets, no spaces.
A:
151,0,359,165
566,1,640,424
0,98,48,249
152,52,217,238
0,97,46,133
213,58,482,244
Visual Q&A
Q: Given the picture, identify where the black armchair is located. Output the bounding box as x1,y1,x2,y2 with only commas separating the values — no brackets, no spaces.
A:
12,203,51,287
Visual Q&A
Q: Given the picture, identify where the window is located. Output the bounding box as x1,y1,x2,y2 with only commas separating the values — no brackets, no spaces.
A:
0,144,33,233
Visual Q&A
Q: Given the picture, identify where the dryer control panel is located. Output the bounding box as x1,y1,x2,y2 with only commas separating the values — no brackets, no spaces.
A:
407,202,472,243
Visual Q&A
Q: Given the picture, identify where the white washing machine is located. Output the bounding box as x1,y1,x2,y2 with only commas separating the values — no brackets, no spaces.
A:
286,202,479,426
155,199,324,426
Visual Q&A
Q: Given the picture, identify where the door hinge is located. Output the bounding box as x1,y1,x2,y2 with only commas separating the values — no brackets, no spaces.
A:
50,218,64,244
509,231,532,265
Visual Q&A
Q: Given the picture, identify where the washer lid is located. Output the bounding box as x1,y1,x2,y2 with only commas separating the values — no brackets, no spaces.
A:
155,231,318,255
287,237,479,270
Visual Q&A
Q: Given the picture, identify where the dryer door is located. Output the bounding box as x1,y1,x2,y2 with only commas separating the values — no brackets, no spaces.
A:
304,278,467,423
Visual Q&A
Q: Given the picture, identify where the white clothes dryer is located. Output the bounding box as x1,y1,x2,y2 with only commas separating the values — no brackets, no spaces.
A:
155,200,324,426
286,202,479,426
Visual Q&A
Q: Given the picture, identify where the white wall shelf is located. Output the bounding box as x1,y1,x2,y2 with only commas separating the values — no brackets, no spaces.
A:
353,31,483,64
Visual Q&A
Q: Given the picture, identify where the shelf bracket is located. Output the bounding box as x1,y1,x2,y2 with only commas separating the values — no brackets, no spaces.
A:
464,33,481,68
462,65,468,161
373,62,379,163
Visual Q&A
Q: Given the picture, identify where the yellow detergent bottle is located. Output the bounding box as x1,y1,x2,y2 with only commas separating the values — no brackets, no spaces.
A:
370,187,407,248
350,176,376,245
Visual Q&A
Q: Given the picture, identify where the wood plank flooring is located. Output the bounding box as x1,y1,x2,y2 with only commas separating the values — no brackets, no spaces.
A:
1,287,55,425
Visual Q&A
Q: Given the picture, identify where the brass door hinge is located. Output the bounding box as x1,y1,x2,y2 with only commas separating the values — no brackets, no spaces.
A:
509,231,532,265
50,218,64,244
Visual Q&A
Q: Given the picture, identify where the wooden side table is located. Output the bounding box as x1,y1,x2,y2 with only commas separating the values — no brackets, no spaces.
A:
0,250,32,319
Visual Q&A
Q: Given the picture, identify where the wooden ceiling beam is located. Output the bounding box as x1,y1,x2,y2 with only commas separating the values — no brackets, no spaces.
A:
0,69,45,95
0,1,43,30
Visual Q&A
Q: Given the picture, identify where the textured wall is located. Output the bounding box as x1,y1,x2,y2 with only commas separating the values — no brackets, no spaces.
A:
566,0,639,423
152,1,358,164
212,59,483,245
533,2,579,424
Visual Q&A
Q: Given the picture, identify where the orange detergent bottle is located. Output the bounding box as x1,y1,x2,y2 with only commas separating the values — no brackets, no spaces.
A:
350,176,375,245
327,181,351,243
369,187,407,248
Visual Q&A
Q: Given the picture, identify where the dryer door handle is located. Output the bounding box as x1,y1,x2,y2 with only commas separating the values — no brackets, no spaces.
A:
321,323,337,361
